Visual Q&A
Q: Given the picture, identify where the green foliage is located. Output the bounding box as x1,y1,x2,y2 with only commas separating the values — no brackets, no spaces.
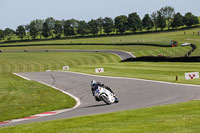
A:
4,28,15,41
16,25,26,40
77,20,88,36
54,20,63,38
157,11,166,31
171,12,184,29
160,6,175,29
29,21,39,40
128,12,142,32
64,19,76,37
45,17,56,38
88,19,99,36
183,12,199,27
142,14,154,31
103,17,114,35
0,29,4,40
114,15,128,34
42,22,50,39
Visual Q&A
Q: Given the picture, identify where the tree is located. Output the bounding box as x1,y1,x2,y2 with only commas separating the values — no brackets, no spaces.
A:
16,25,26,40
183,12,199,27
29,21,38,40
160,6,175,29
33,19,44,40
42,22,50,39
157,11,166,30
0,29,4,40
64,20,75,37
97,17,104,35
4,28,14,41
103,17,114,35
25,24,31,40
171,12,184,29
114,15,128,34
88,19,99,36
142,14,153,31
128,12,142,33
77,20,88,36
151,12,158,31
45,17,55,38
54,20,63,38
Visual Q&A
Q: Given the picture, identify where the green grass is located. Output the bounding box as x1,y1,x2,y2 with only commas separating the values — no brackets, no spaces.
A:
0,73,76,122
0,52,120,73
1,100,200,133
1,27,200,46
1,27,200,57
69,62,200,85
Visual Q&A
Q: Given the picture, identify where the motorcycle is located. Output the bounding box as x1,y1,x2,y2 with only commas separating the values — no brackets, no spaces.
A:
94,86,119,105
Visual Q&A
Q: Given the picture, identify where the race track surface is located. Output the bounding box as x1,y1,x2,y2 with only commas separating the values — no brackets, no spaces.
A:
1,71,200,127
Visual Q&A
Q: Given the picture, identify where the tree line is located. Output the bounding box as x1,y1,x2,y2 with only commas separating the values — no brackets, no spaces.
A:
0,6,199,41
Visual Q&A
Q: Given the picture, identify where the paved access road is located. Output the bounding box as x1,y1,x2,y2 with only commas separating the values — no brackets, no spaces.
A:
2,50,135,60
2,71,200,127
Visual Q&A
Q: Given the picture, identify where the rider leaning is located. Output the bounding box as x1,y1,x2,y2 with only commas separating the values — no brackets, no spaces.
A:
91,80,116,102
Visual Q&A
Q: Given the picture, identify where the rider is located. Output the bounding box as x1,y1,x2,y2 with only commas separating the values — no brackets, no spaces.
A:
91,80,118,102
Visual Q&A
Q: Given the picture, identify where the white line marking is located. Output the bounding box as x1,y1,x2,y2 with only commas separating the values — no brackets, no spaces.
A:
13,73,31,81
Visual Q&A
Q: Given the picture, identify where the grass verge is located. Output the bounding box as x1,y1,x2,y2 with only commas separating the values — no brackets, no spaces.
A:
1,100,200,133
0,73,76,122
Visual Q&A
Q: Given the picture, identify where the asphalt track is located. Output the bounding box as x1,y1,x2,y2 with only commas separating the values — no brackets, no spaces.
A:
1,71,200,127
2,49,135,60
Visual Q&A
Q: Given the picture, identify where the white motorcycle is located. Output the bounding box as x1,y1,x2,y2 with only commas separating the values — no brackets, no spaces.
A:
94,86,119,105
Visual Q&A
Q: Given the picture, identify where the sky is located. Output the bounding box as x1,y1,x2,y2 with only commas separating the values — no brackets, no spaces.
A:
0,0,200,30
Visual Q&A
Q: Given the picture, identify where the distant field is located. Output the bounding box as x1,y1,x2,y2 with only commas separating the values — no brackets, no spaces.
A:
1,27,200,57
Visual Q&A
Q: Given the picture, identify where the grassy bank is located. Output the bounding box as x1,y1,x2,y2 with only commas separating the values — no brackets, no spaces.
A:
0,73,76,122
69,62,200,85
1,100,200,133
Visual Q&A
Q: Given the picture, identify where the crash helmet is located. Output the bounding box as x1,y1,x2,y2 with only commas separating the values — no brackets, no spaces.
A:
91,80,97,87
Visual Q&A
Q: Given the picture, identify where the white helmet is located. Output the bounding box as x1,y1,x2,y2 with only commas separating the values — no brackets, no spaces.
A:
91,80,97,87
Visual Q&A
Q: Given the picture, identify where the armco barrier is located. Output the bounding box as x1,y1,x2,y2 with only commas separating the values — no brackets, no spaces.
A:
121,56,200,62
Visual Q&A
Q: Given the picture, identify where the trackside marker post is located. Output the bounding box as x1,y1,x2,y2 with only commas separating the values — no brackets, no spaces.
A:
185,72,199,80
95,68,104,73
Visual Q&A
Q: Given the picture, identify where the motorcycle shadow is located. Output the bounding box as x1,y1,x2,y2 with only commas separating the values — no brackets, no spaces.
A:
81,103,108,108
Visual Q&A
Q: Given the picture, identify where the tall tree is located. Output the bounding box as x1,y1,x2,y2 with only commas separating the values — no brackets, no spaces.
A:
45,17,55,38
97,17,104,35
114,15,128,34
157,11,166,30
64,20,75,37
77,20,88,36
128,12,142,33
4,28,14,41
29,21,38,40
88,19,99,36
151,12,158,31
183,12,199,27
54,20,63,38
0,29,4,40
171,12,184,29
25,24,31,40
160,6,175,29
103,17,114,35
42,22,50,39
16,25,26,40
33,19,44,40
142,14,153,31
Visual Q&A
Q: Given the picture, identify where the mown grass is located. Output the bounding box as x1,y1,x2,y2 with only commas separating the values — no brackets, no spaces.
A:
69,62,200,85
0,52,120,73
0,73,76,122
1,100,200,133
